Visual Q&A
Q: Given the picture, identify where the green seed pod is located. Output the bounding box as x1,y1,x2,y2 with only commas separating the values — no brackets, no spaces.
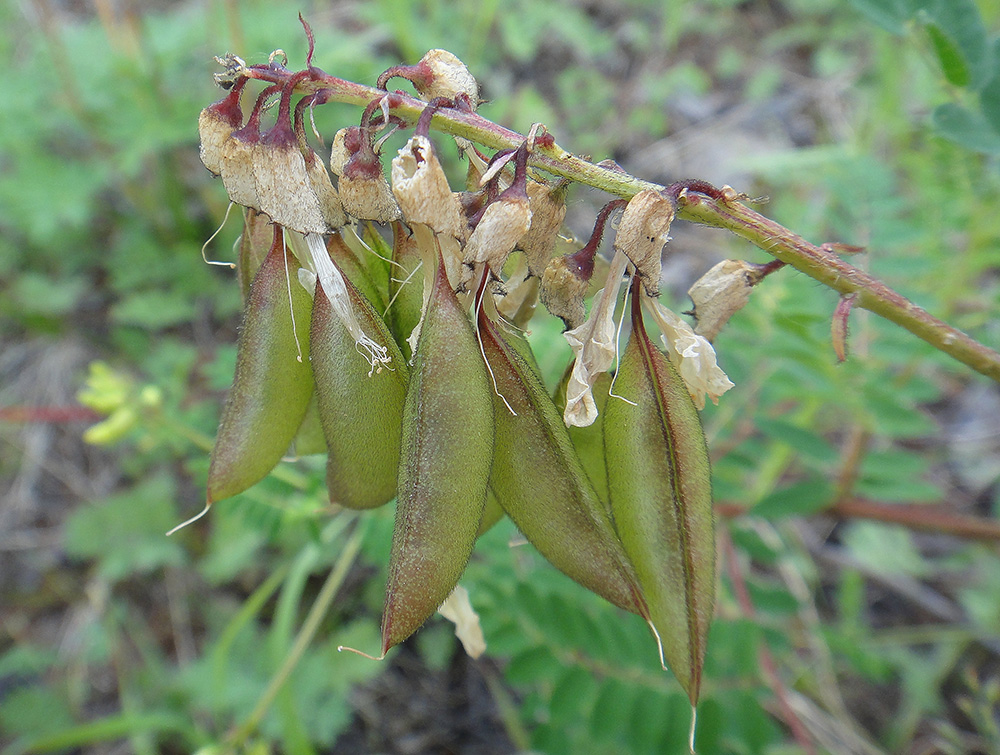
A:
291,395,327,457
310,267,408,509
382,257,494,653
554,367,611,507
207,229,315,503
387,222,424,360
236,208,273,303
478,313,647,616
477,489,505,537
603,285,715,705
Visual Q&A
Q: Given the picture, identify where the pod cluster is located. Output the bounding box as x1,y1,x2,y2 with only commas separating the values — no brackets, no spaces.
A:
198,41,735,704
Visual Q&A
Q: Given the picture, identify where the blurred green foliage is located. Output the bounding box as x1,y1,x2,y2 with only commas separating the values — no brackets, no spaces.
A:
2,1,1000,753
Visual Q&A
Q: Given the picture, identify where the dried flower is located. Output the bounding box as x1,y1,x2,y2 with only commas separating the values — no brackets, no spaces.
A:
614,189,675,296
643,296,734,410
437,585,486,659
686,258,756,341
562,249,630,427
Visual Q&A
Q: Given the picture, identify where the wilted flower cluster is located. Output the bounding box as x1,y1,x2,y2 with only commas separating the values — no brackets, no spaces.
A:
196,29,737,705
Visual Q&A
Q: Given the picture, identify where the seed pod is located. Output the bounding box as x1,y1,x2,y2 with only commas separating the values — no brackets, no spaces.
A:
291,396,327,456
478,313,647,616
603,283,715,704
237,208,274,302
554,368,611,506
382,257,494,652
387,222,424,360
311,263,408,510
323,231,385,313
477,489,505,537
207,229,315,503
615,189,675,296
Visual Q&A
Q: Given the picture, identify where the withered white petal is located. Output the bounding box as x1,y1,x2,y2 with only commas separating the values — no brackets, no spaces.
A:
304,233,391,373
644,297,734,410
437,584,486,659
562,249,630,427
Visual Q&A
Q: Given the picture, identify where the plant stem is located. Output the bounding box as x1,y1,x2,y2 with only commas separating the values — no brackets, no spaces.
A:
231,61,1000,383
715,498,1000,542
226,517,366,748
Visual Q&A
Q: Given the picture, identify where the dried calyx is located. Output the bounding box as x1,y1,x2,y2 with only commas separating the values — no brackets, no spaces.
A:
378,49,480,107
541,198,625,330
337,99,402,223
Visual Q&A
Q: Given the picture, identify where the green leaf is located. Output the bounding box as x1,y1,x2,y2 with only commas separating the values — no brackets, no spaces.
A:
505,645,561,684
63,474,186,582
923,21,971,87
915,0,992,90
846,0,912,33
752,479,834,519
754,418,839,464
0,686,75,740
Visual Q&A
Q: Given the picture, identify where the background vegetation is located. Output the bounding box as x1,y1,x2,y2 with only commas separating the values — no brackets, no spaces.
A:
1,0,999,753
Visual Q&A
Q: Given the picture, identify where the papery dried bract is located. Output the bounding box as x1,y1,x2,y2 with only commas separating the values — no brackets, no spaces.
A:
463,194,532,276
382,258,493,653
520,179,568,277
198,79,246,176
391,135,465,241
540,254,590,330
339,171,402,224
415,49,479,104
437,585,486,659
208,231,314,503
604,288,715,704
254,141,330,234
304,148,348,230
220,134,262,210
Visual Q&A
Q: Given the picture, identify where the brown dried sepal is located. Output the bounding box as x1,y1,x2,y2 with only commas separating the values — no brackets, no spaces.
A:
520,179,568,277
615,189,675,296
198,78,247,176
540,254,590,330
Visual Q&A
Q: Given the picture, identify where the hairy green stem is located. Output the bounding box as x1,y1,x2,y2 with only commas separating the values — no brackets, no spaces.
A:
233,62,1000,383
